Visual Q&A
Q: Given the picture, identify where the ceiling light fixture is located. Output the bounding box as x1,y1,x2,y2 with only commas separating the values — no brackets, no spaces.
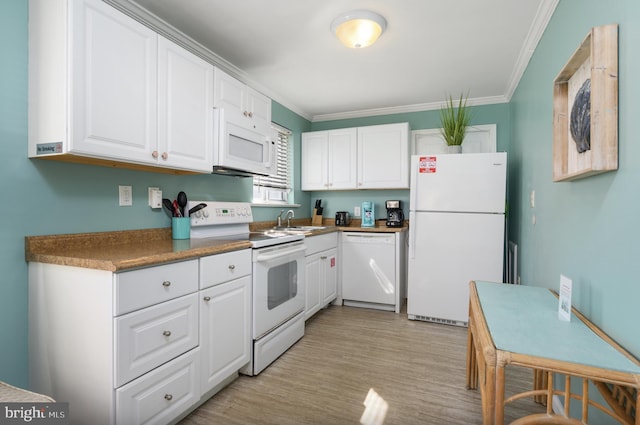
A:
331,10,387,49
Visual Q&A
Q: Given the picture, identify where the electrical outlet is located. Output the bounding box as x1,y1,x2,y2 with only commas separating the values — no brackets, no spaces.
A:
354,206,361,217
148,187,162,208
119,185,132,206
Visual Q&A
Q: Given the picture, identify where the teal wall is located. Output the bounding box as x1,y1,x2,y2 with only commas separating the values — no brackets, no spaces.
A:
0,1,311,387
308,103,511,218
509,0,640,365
3,0,638,397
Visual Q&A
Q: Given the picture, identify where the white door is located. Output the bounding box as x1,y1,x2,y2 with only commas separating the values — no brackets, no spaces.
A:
200,276,251,394
213,68,246,124
304,252,322,320
327,128,358,189
407,211,504,324
321,248,338,304
342,233,396,305
358,123,409,189
301,132,328,190
71,0,157,163
158,36,213,172
246,86,272,133
410,153,507,213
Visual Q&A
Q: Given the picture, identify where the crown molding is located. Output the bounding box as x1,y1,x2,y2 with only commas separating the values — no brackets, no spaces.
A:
503,0,559,101
311,95,509,122
104,0,559,124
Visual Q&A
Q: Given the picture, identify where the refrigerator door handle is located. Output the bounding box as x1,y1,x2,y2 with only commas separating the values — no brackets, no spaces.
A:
409,211,416,259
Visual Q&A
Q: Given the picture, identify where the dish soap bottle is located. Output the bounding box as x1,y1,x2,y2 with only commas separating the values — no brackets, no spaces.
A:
361,201,375,227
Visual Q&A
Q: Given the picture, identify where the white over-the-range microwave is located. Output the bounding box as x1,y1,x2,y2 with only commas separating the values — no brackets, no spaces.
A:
212,108,276,177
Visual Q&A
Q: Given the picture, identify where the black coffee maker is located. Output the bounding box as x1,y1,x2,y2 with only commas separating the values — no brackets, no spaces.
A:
385,200,405,228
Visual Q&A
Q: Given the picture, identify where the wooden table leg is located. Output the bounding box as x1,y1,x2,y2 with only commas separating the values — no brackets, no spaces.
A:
494,353,507,425
467,318,478,390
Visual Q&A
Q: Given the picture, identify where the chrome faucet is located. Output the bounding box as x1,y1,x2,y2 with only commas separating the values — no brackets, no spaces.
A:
276,209,285,228
285,210,295,227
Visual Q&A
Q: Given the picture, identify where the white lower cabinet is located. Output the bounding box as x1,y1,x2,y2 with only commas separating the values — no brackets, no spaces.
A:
304,233,338,320
28,248,252,425
199,275,251,394
116,348,201,425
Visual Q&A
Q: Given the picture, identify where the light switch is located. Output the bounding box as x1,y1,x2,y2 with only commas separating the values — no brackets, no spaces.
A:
530,190,535,208
119,185,132,206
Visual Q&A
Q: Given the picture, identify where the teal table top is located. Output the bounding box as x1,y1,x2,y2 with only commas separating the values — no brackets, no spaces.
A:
475,281,640,374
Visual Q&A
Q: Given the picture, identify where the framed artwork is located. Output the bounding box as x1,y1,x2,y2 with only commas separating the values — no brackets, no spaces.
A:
552,24,618,182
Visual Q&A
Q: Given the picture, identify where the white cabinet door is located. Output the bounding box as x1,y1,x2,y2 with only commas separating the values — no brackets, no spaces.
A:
157,36,213,172
213,68,271,132
301,128,357,191
200,276,251,394
213,68,246,123
321,248,338,305
246,86,272,133
328,128,358,190
304,252,322,320
301,131,328,190
358,122,409,188
71,0,158,163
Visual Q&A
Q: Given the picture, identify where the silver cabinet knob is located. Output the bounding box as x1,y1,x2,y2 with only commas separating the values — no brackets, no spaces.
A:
162,281,171,287
228,264,235,270
164,394,173,401
162,330,171,337
152,150,159,159
161,152,168,160
203,296,211,302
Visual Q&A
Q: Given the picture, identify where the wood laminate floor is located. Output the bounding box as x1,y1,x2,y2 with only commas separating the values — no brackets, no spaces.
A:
179,305,545,425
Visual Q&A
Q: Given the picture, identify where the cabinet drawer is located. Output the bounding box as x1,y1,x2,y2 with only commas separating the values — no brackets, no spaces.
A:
115,260,198,315
200,249,251,289
115,293,199,387
116,347,200,425
305,232,338,256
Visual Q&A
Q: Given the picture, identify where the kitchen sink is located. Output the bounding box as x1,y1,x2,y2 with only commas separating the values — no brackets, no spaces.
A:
253,229,292,237
268,226,327,234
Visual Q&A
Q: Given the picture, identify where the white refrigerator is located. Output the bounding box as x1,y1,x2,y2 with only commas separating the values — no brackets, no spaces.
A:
407,152,507,326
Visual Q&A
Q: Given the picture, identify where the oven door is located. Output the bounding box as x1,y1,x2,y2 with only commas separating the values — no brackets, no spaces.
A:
213,108,275,176
252,241,306,339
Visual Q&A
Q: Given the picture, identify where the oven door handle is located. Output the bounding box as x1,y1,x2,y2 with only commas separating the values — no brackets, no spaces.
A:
254,244,306,262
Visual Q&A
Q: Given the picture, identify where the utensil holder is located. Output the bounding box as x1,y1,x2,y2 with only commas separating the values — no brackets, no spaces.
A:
172,217,191,240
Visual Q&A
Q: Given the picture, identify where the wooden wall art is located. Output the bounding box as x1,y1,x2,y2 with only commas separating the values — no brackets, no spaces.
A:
552,24,618,182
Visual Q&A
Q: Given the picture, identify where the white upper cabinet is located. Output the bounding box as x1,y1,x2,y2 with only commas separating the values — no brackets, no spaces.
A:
70,0,158,163
213,68,271,134
29,0,213,173
157,36,214,172
357,122,410,189
301,123,409,190
301,128,358,190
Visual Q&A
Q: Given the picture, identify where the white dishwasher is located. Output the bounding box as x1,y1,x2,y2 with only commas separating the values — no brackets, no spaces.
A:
341,232,397,311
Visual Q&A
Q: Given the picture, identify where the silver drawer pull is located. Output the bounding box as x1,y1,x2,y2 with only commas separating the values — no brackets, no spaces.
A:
203,296,211,302
164,394,173,401
162,330,171,337
162,281,171,287
320,256,327,260
228,264,235,270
